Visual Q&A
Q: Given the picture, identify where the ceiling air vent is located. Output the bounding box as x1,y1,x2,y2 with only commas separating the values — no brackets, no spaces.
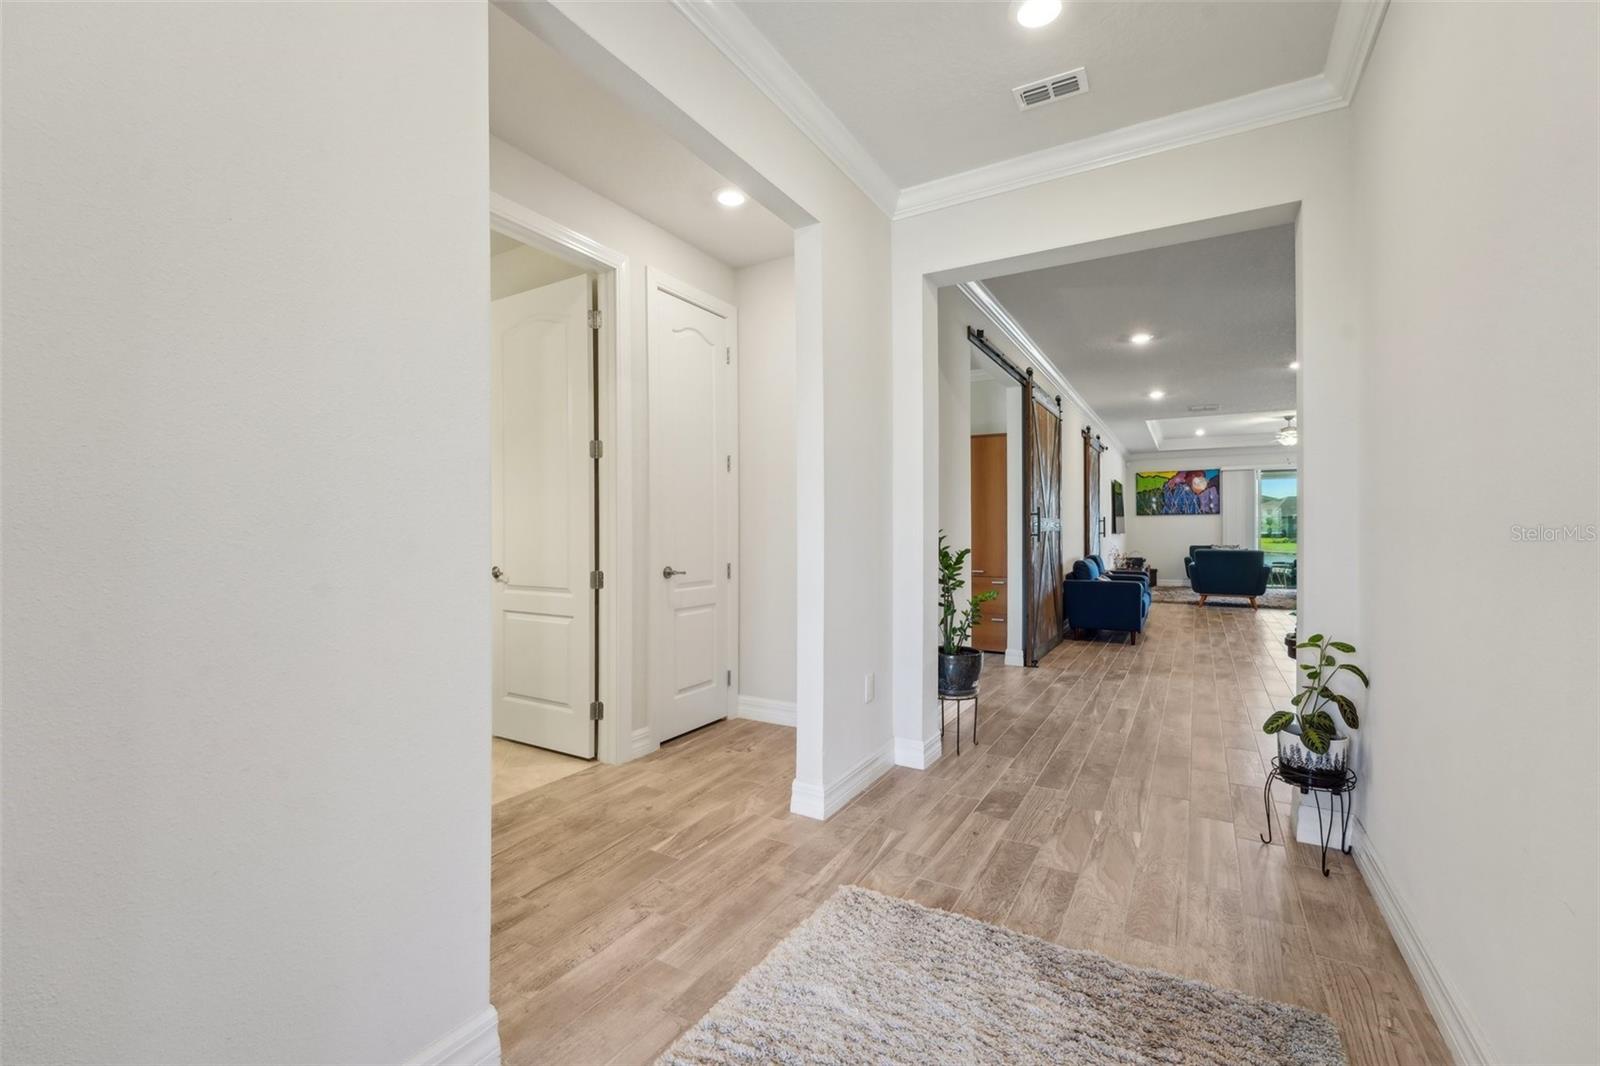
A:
1013,67,1089,112
1187,403,1222,413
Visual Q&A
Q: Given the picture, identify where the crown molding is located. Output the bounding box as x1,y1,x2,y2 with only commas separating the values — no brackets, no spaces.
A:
1323,0,1390,102
958,281,1127,457
896,74,1343,219
668,0,901,216
894,0,1387,218
670,0,1386,223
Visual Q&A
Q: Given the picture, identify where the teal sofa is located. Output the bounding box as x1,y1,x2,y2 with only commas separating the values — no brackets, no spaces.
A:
1188,548,1270,608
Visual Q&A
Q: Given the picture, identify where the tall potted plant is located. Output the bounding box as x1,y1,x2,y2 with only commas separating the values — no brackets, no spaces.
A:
1262,633,1367,774
938,532,997,695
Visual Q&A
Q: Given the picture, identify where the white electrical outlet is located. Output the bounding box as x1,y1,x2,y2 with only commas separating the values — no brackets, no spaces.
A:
863,673,876,703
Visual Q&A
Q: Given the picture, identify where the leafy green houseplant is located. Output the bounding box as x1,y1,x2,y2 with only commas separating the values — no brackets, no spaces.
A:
1262,633,1368,773
937,532,997,694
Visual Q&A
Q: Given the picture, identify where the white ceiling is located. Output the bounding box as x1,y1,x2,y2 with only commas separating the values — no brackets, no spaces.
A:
981,223,1298,452
489,6,793,268
734,0,1340,188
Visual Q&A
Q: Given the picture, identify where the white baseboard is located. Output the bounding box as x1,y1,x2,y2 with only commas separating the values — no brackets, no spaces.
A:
736,694,796,727
893,731,943,770
1353,821,1494,1065
630,726,659,761
407,1006,500,1066
790,742,892,821
1004,649,1025,666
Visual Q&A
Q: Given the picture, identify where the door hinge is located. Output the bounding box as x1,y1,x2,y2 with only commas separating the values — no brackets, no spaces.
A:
589,439,604,459
587,308,601,329
726,562,732,579
589,570,604,590
589,700,604,721
725,669,732,686
725,347,731,365
725,454,732,472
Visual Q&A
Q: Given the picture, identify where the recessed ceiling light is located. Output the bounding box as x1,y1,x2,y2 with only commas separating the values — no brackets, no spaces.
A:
1129,332,1154,346
1288,360,1300,370
715,187,747,208
1015,0,1062,29
1194,428,1206,436
1148,389,1165,400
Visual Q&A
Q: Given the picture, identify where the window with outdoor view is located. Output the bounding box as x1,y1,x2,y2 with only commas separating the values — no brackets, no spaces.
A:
1259,469,1297,588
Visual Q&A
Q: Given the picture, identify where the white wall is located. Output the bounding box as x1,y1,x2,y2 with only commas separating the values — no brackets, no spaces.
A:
736,256,797,711
936,293,974,555
528,0,895,810
1058,398,1127,570
1,4,493,1063
491,136,736,749
895,110,1364,761
1123,447,1298,581
970,378,1009,434
491,240,587,299
1350,4,1598,1062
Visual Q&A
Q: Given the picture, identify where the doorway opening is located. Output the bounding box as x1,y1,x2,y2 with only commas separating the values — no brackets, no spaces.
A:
488,227,603,802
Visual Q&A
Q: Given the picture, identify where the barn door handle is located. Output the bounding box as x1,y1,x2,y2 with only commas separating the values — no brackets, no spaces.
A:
1031,509,1041,539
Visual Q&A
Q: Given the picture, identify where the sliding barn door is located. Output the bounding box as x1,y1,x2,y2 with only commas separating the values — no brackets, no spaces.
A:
1083,428,1104,558
1023,387,1063,665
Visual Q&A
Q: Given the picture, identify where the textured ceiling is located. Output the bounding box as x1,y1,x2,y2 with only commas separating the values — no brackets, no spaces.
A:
737,0,1339,187
983,224,1298,452
490,6,793,268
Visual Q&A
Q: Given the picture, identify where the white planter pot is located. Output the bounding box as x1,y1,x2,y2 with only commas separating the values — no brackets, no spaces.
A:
1276,722,1350,775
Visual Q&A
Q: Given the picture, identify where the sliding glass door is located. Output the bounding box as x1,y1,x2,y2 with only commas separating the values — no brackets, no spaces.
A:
1259,469,1298,588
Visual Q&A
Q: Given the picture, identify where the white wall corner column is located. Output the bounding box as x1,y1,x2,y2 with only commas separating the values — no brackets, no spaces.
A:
891,274,942,769
791,225,829,812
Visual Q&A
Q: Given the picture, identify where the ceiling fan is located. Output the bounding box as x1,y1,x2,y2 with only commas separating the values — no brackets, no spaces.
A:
1276,415,1299,447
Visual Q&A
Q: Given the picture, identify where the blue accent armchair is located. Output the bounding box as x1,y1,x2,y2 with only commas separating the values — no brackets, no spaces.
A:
1064,556,1150,644
1189,548,1271,608
1183,544,1214,581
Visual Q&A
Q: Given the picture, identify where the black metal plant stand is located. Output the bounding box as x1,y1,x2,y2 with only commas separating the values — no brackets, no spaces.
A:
938,687,978,754
1260,757,1357,877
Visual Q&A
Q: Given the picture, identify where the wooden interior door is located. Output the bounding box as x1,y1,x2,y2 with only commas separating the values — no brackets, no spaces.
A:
969,434,1008,653
1024,388,1063,665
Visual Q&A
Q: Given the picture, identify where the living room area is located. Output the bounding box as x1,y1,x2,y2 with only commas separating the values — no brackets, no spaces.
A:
943,216,1305,658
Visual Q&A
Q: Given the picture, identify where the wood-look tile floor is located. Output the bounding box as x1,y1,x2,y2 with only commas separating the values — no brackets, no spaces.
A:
490,603,1450,1065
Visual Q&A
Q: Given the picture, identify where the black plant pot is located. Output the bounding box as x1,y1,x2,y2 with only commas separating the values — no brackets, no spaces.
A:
938,647,983,696
1285,631,1297,660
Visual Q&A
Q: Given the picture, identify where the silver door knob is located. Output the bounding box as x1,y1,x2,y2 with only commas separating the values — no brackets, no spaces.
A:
662,565,687,579
491,565,505,581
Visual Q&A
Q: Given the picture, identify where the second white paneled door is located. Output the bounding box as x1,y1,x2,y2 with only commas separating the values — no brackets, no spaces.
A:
491,274,596,758
648,271,737,743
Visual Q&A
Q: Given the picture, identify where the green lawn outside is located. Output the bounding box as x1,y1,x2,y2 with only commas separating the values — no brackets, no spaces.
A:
1260,537,1297,554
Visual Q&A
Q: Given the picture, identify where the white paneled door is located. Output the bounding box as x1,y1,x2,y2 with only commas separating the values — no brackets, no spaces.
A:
649,273,737,744
491,274,596,758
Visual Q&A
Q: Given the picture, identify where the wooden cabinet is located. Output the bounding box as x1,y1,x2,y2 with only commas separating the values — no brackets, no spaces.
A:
970,434,1008,653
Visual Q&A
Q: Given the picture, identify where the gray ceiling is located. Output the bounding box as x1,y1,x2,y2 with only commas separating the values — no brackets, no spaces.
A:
983,224,1297,452
737,1,1339,187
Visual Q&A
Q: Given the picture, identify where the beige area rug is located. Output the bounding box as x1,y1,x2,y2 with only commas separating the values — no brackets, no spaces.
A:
659,886,1345,1066
1151,584,1297,610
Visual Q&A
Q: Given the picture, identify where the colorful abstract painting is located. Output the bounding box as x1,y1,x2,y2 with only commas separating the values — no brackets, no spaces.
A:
1135,469,1221,515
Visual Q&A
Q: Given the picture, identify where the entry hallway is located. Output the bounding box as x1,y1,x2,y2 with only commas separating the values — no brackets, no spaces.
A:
490,604,1450,1065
